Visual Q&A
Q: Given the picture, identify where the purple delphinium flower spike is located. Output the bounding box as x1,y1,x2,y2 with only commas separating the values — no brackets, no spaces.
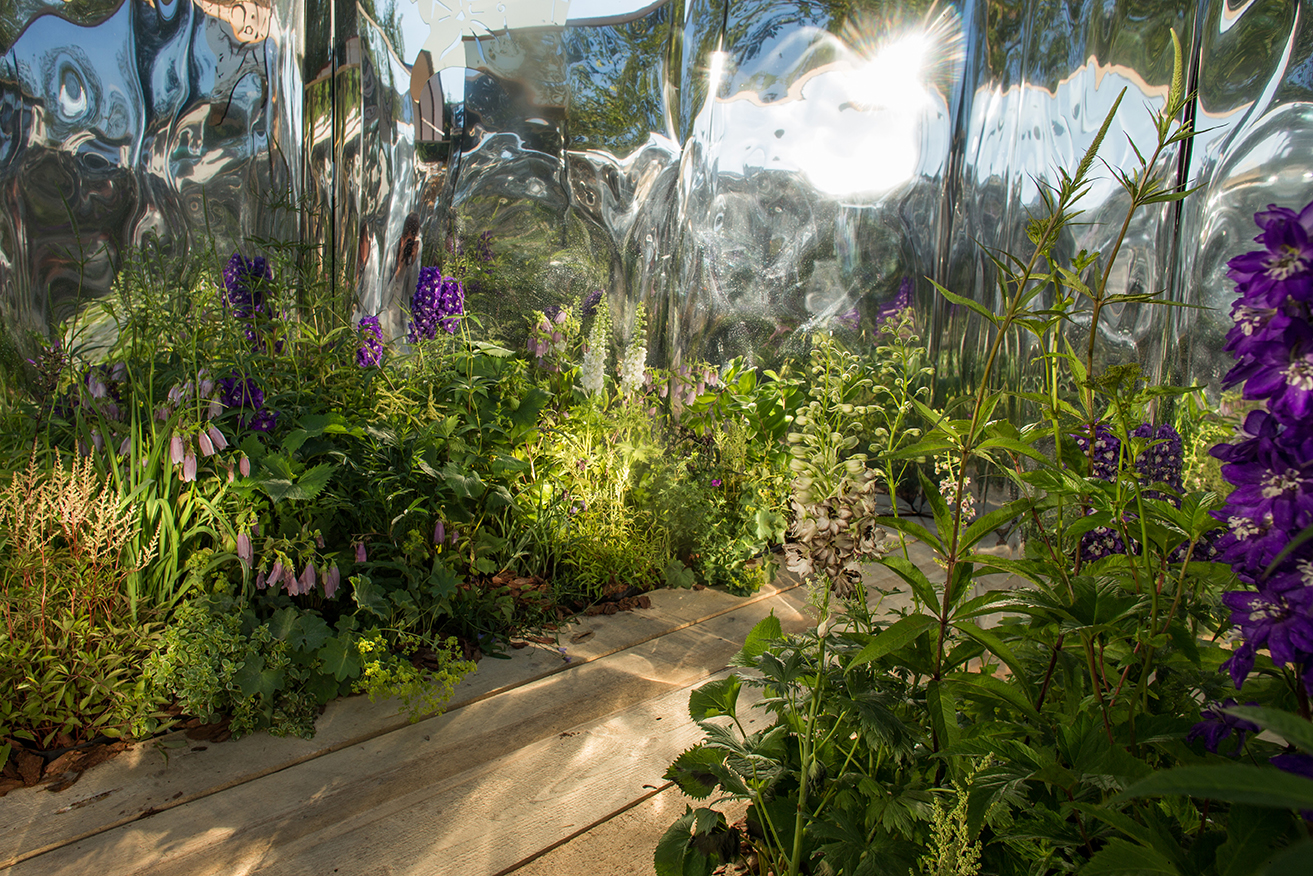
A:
1210,200,1313,691
409,268,465,341
357,315,385,367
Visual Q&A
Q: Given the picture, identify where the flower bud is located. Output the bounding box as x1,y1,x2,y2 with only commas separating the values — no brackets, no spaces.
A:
355,542,367,563
237,532,253,565
323,564,340,599
169,433,185,465
434,520,445,545
239,455,251,477
208,424,228,451
198,430,215,457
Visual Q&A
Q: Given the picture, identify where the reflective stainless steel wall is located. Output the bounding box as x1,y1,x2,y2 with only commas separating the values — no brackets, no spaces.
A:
3,0,1310,390
0,0,303,350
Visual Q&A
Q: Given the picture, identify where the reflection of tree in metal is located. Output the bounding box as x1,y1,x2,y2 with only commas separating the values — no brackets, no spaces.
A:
193,0,271,44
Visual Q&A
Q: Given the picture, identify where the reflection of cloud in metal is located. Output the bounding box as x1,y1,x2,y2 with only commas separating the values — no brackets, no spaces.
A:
406,0,571,68
700,11,963,198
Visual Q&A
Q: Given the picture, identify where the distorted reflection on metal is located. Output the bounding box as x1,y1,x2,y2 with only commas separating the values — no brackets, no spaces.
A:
1,0,1311,395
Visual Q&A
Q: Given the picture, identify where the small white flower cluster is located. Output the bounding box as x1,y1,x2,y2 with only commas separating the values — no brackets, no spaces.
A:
619,303,647,397
934,456,976,521
580,295,611,396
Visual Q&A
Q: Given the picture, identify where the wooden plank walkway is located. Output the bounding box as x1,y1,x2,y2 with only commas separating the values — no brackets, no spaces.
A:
1,541,980,875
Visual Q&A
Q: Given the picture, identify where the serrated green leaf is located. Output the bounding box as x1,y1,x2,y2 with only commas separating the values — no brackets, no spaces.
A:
875,555,939,610
1261,837,1313,876
930,279,1001,325
732,613,782,667
654,806,720,876
664,746,729,799
927,679,959,748
848,614,937,671
1216,805,1299,876
689,676,741,721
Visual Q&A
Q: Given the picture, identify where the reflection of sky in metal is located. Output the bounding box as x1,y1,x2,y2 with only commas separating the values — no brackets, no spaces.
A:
700,22,958,198
401,0,571,67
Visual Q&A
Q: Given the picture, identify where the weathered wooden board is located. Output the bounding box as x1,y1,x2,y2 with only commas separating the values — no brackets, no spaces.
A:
0,575,804,870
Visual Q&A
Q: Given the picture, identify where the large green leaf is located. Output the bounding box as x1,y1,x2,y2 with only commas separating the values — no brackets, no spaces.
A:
848,614,937,671
350,574,391,619
1224,705,1313,754
316,636,362,682
927,679,959,748
1080,838,1179,875
874,556,939,610
664,746,730,800
946,671,1040,722
1118,764,1313,810
1260,838,1313,876
688,676,741,722
1216,805,1299,876
875,515,943,553
731,613,782,667
950,621,1033,699
654,807,728,876
233,655,285,700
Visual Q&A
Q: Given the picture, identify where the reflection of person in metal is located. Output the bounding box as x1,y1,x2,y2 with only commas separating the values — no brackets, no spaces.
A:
380,212,423,342
192,0,271,44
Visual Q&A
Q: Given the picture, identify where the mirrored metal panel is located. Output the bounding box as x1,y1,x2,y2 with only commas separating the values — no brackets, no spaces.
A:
3,0,1312,395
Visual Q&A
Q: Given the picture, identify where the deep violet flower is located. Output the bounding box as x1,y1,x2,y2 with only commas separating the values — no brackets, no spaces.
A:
357,315,384,367
409,268,464,340
582,289,603,319
246,408,279,433
222,252,273,318
1225,203,1313,308
1209,200,1313,692
219,374,265,410
1187,699,1260,755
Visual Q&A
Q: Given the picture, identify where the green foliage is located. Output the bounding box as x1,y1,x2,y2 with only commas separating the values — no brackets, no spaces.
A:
143,597,327,738
0,452,167,749
660,33,1307,876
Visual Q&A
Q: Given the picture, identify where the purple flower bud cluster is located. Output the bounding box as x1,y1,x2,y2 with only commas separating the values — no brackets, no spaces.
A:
1073,421,1189,563
222,252,281,351
873,276,914,333
26,338,66,406
528,308,570,369
409,268,464,341
219,371,278,433
257,557,339,598
357,315,384,367
474,230,495,264
222,252,272,319
1210,203,1313,692
582,289,603,319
